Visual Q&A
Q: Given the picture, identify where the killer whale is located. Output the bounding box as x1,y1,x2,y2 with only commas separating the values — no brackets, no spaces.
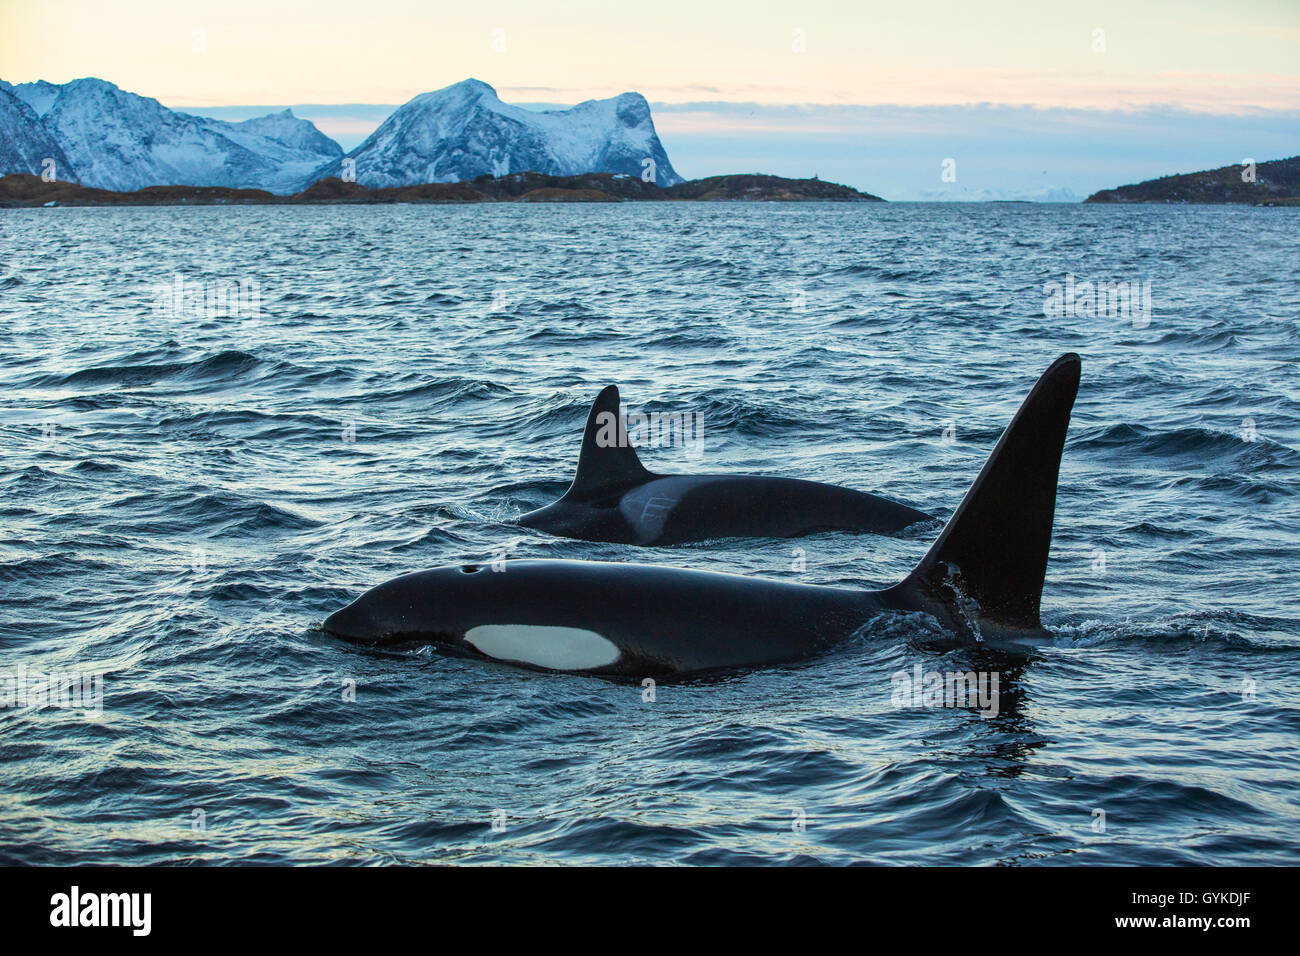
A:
325,354,1080,677
513,384,931,545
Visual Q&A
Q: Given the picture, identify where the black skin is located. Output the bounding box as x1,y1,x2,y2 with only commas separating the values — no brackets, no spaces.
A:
324,559,881,678
516,474,932,545
327,355,1081,678
514,384,932,546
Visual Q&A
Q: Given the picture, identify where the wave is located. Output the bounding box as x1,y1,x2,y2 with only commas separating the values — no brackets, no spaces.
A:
28,349,270,389
829,263,941,281
1071,422,1299,467
105,489,322,537
1151,328,1241,350
1050,611,1298,651
340,376,514,406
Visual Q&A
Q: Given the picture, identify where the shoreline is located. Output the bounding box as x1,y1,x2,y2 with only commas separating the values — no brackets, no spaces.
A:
0,171,885,208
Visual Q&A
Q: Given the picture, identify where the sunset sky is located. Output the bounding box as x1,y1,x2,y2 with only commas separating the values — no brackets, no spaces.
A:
3,0,1298,108
2,0,1297,198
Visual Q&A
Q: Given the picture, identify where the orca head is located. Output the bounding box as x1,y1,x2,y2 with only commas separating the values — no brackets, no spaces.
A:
324,562,626,672
323,565,492,647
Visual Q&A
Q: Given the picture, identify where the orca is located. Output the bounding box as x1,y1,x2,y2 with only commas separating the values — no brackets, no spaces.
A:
324,354,1080,678
513,384,932,545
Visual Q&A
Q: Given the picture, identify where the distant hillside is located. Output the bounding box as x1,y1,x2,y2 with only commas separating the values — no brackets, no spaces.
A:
1085,156,1300,204
668,173,880,201
0,170,884,206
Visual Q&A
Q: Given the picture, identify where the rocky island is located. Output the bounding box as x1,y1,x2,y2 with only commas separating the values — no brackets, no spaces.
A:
1085,156,1300,205
0,170,883,206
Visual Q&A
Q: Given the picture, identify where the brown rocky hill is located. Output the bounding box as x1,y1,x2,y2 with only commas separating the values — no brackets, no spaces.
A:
1085,156,1300,204
1,170,884,206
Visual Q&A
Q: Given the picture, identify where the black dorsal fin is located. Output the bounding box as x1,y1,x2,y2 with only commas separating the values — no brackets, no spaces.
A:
900,353,1080,631
563,385,652,500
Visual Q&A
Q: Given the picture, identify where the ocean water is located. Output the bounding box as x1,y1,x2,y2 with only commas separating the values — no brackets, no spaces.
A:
1,201,1298,865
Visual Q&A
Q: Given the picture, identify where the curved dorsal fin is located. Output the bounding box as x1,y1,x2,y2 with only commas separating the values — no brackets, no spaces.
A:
563,385,652,500
900,353,1080,631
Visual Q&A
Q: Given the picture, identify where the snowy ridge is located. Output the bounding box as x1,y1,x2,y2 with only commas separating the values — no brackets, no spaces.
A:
307,78,682,189
0,77,342,193
0,85,73,180
0,76,682,193
3,79,62,117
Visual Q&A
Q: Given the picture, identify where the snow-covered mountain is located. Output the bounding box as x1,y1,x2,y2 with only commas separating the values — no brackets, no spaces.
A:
0,85,74,180
0,77,342,193
4,79,63,117
307,78,682,189
224,109,342,160
0,76,682,193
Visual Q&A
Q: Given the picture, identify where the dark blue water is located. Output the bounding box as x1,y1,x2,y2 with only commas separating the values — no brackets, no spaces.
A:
2,202,1298,864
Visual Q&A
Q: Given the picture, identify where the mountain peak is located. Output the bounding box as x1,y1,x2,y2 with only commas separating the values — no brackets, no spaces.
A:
63,77,125,95
0,76,342,192
316,79,682,188
0,83,75,180
412,78,499,110
612,92,651,124
452,78,495,94
3,78,72,116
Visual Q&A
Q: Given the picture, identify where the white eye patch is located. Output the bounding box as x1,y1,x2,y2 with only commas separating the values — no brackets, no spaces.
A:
464,624,621,671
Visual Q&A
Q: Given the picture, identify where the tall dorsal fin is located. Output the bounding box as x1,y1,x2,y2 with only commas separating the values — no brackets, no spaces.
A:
563,385,653,500
897,353,1080,631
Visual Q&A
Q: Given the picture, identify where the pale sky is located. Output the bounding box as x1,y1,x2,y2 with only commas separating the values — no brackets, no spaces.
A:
2,0,1298,111
3,0,1297,198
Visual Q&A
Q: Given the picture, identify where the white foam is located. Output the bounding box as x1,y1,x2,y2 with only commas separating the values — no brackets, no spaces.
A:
464,624,621,671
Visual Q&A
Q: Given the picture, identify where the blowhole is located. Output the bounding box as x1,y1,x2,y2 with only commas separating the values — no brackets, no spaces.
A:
461,565,481,574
